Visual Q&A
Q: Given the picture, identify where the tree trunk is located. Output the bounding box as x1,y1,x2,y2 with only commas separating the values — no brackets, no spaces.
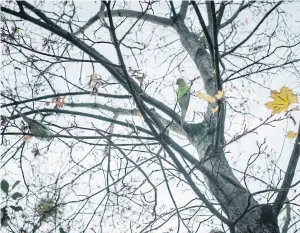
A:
174,19,280,233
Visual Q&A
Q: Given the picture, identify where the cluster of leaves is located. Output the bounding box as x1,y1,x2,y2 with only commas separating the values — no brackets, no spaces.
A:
1,179,23,226
195,90,224,113
195,86,299,138
35,199,55,216
35,198,62,221
196,90,224,103
53,97,65,109
45,96,65,109
88,73,102,95
1,179,66,232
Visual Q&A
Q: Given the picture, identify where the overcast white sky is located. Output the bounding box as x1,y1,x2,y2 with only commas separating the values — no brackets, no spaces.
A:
1,1,300,233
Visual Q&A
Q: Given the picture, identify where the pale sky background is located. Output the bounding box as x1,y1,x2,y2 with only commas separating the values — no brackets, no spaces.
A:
1,1,300,233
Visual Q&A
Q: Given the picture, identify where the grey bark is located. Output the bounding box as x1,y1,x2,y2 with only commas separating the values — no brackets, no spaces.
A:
172,17,280,233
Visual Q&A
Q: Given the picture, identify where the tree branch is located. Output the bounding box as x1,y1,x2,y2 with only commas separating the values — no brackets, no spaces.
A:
210,2,225,151
191,1,214,60
210,2,222,91
205,1,213,27
64,102,185,135
74,9,172,35
281,202,291,233
8,108,154,136
1,3,183,127
222,1,283,57
216,1,226,29
273,123,300,216
1,40,119,66
169,1,177,18
1,91,131,108
179,0,189,19
2,132,156,141
219,1,250,29
104,1,231,224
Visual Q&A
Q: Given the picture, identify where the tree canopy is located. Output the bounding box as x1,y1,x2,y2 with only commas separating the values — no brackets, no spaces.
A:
1,1,300,233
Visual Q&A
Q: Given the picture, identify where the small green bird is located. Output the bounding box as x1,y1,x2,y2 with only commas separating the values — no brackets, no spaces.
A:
176,78,190,129
15,109,52,141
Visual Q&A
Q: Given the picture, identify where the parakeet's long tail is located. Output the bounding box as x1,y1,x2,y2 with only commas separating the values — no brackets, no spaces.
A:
180,109,186,131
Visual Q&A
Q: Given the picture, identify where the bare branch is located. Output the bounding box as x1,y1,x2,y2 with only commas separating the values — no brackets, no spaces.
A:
216,1,225,29
74,9,172,35
219,1,254,29
8,108,154,136
191,1,214,60
282,202,291,233
205,1,213,27
1,91,131,108
1,4,183,126
179,0,189,19
65,102,185,135
169,1,177,18
273,123,300,216
210,2,222,91
222,1,283,57
210,2,224,150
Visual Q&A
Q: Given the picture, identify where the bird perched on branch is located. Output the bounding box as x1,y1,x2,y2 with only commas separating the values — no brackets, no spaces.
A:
176,78,190,129
15,109,52,141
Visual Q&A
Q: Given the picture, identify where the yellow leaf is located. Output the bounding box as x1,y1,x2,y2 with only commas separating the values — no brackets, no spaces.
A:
215,90,224,100
285,131,297,139
196,91,216,103
212,105,219,113
265,86,298,114
90,73,97,79
265,101,288,114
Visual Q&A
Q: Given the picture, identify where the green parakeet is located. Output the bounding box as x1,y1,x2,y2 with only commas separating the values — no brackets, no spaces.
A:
176,78,190,128
15,109,52,141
